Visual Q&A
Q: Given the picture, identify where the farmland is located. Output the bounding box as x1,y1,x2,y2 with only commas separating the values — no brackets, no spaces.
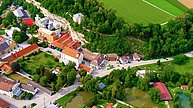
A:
98,0,183,24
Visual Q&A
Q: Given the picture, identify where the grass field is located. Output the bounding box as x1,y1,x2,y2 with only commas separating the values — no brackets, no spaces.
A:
166,0,188,12
146,0,186,16
139,57,193,75
19,52,63,75
98,0,175,24
9,73,30,84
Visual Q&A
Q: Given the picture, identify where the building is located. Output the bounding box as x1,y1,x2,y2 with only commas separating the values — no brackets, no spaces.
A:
181,85,189,90
5,27,21,39
73,13,84,24
0,36,16,55
106,53,118,61
0,77,22,98
38,28,60,43
20,84,39,95
79,64,93,74
13,7,29,18
106,102,114,108
22,18,34,27
51,33,81,51
119,55,130,64
82,49,98,62
0,98,10,108
1,44,39,75
60,47,83,68
91,55,106,69
132,53,143,61
153,82,172,101
98,82,105,89
4,44,39,64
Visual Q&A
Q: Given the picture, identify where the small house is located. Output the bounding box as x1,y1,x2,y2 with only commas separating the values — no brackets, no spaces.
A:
181,85,189,90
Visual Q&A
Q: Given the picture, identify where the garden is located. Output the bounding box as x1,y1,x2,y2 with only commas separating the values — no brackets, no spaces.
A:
18,51,77,91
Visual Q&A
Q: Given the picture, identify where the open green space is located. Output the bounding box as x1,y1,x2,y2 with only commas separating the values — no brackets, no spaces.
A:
146,0,185,16
9,73,30,84
165,0,188,12
140,57,193,75
19,51,62,75
98,0,174,24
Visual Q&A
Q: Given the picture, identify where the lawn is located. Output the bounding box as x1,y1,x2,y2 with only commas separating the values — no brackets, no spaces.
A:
165,0,188,12
9,73,30,84
146,0,186,16
98,0,174,24
139,57,193,75
0,28,5,35
19,51,63,75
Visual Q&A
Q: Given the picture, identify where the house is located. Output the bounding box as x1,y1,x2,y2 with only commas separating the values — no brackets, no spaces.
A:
28,81,52,95
60,47,83,68
51,33,81,51
35,16,62,31
73,13,84,24
79,64,93,74
0,98,10,108
106,53,118,61
91,55,106,69
20,84,39,95
5,27,21,39
181,85,189,90
13,6,29,18
4,44,39,64
92,106,98,108
38,28,60,43
0,77,22,98
1,44,39,75
0,36,16,55
0,62,12,75
119,55,130,64
82,49,98,62
98,82,105,89
132,53,143,61
22,18,34,27
153,82,172,101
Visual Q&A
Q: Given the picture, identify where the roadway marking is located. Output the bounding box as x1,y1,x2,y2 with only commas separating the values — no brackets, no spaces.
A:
142,0,176,17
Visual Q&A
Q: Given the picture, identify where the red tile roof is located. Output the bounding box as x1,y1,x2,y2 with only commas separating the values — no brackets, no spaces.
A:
4,44,39,63
62,47,80,59
0,77,16,92
153,82,172,101
51,33,81,49
22,18,34,27
0,98,10,108
82,49,98,61
181,85,189,89
79,64,91,72
0,63,11,74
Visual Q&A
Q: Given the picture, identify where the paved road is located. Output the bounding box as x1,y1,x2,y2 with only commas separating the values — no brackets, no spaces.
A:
93,58,173,78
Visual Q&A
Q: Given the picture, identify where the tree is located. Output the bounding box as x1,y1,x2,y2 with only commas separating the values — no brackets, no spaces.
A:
11,62,21,72
12,30,28,43
33,74,40,83
188,79,192,88
148,88,161,104
40,76,48,87
56,75,64,91
51,82,56,91
157,60,161,66
67,71,76,85
27,37,39,44
79,69,87,77
80,74,93,85
173,54,188,65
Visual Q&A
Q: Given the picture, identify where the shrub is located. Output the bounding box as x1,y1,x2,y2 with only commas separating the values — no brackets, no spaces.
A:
172,54,188,65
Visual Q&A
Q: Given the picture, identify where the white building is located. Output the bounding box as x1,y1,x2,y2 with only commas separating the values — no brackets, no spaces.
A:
13,6,29,18
73,13,84,24
0,77,22,97
60,47,83,68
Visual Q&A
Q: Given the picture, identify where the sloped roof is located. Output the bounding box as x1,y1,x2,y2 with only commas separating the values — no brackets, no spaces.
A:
0,42,9,52
0,77,16,92
82,49,98,61
153,82,172,100
4,44,39,63
0,98,10,108
22,18,34,27
79,64,91,72
62,47,80,59
0,63,12,74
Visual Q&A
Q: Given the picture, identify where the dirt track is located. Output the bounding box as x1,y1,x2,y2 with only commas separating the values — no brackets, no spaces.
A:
178,0,193,9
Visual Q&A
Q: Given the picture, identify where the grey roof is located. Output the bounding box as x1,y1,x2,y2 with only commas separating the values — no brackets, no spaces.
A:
98,82,105,89
0,42,9,52
28,81,52,95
